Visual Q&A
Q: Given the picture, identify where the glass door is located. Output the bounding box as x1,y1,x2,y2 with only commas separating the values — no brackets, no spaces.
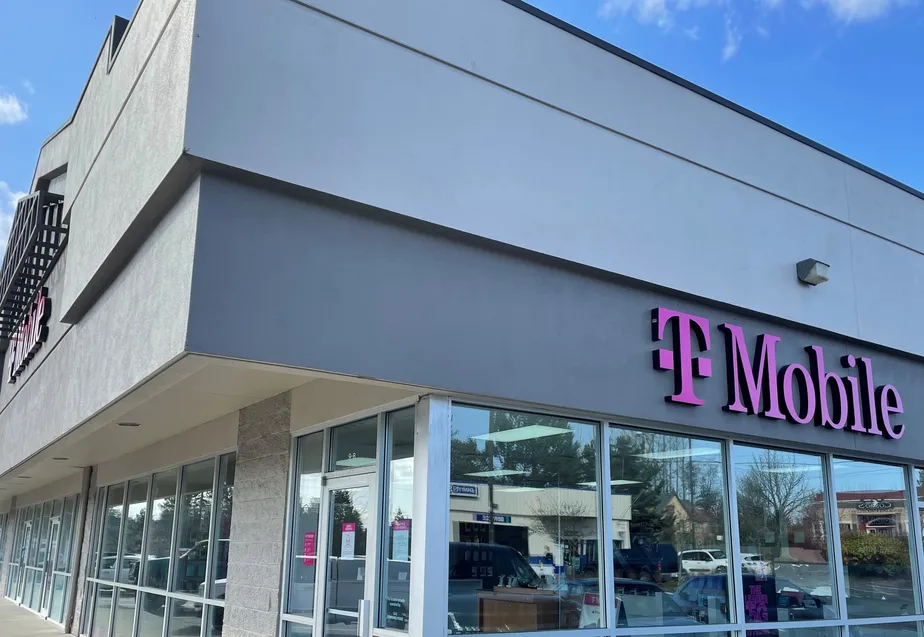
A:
317,474,376,637
40,519,61,616
17,520,32,604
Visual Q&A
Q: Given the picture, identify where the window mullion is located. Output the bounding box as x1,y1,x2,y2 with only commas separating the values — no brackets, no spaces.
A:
904,464,924,615
203,458,220,603
725,440,746,626
598,422,616,635
824,453,850,622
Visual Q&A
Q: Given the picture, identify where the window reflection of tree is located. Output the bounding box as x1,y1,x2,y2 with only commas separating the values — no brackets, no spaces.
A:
737,450,819,564
610,432,725,556
451,410,598,571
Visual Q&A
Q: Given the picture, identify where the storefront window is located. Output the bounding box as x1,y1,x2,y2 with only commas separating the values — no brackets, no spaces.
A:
848,623,924,636
58,495,77,572
209,453,235,601
287,432,324,619
610,426,729,627
832,459,916,619
378,408,415,631
329,416,378,470
99,484,126,581
143,469,178,589
92,584,114,637
734,446,836,623
138,593,166,637
167,597,203,636
746,629,841,637
111,589,138,637
87,455,233,637
119,479,148,584
448,405,602,633
172,458,215,595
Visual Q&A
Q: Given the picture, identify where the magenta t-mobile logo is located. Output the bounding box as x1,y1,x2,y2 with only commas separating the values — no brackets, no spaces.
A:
651,307,712,406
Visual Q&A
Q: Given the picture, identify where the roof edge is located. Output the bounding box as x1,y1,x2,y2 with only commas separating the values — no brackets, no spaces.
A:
503,0,924,203
29,5,141,190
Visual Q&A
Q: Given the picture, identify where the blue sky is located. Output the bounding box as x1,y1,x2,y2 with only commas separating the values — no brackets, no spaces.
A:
0,0,138,249
0,0,922,250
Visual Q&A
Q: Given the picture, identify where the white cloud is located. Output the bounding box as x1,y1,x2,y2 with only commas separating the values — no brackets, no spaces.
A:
805,0,909,21
0,182,27,255
756,25,771,37
684,25,701,39
761,0,911,20
601,0,910,33
0,93,27,125
722,17,743,60
22,80,34,95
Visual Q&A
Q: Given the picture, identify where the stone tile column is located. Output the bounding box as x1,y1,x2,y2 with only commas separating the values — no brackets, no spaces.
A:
223,392,292,637
70,467,96,635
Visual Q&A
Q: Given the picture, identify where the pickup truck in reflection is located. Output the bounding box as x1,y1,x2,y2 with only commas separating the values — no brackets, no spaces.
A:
140,539,229,609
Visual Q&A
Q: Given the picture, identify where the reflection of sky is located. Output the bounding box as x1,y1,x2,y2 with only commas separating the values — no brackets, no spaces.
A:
733,446,826,494
832,458,907,494
452,404,595,451
389,457,414,522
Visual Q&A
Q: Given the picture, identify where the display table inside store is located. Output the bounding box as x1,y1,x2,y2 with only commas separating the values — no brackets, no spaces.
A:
477,588,577,631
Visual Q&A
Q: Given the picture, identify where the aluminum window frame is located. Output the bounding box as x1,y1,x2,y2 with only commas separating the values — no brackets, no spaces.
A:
85,451,236,637
280,396,420,637
276,392,924,637
441,395,924,637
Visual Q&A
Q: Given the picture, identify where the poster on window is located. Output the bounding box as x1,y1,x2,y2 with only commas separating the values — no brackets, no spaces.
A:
393,520,410,562
303,532,316,566
579,592,603,628
341,522,356,559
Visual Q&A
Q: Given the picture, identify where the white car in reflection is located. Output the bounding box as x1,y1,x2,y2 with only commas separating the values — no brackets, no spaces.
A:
678,549,728,575
741,554,771,575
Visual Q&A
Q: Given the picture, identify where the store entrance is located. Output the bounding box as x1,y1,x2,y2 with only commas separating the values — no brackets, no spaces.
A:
317,473,377,637
39,518,61,617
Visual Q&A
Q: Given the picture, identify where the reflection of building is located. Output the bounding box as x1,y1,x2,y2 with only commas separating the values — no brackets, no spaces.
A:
449,484,631,569
659,494,720,549
834,491,909,538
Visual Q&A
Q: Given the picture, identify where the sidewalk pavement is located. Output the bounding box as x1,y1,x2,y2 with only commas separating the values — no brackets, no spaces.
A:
0,598,65,636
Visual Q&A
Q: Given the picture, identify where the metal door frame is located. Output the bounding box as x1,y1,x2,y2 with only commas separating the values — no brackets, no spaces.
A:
39,517,62,617
314,471,380,637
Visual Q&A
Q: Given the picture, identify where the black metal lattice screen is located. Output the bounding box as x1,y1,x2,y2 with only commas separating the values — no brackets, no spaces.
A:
0,191,68,343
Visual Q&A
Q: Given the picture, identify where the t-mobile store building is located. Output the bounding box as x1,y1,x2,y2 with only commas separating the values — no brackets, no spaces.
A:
2,2,924,637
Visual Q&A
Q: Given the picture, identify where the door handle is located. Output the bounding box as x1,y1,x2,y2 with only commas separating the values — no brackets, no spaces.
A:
357,599,372,637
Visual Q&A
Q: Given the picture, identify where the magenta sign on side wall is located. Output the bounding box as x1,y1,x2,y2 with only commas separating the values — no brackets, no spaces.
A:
651,307,905,440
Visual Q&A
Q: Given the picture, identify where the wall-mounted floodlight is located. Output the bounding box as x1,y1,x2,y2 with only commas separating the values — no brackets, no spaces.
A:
797,259,830,286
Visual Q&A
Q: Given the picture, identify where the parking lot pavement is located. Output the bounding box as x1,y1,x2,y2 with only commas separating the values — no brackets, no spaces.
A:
0,598,65,636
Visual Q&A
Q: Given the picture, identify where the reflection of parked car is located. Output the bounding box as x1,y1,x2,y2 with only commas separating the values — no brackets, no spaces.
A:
100,555,140,583
678,549,728,575
613,578,700,628
614,542,680,582
675,575,830,623
146,539,229,590
741,553,770,575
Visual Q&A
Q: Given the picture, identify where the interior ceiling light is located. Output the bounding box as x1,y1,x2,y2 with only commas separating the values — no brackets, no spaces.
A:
634,448,720,460
335,457,376,468
796,258,830,286
465,469,529,478
473,425,570,443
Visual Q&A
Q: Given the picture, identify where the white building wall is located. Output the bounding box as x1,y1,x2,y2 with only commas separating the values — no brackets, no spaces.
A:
185,0,924,357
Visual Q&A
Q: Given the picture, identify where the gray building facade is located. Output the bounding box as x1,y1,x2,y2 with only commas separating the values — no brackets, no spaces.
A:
1,2,924,637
